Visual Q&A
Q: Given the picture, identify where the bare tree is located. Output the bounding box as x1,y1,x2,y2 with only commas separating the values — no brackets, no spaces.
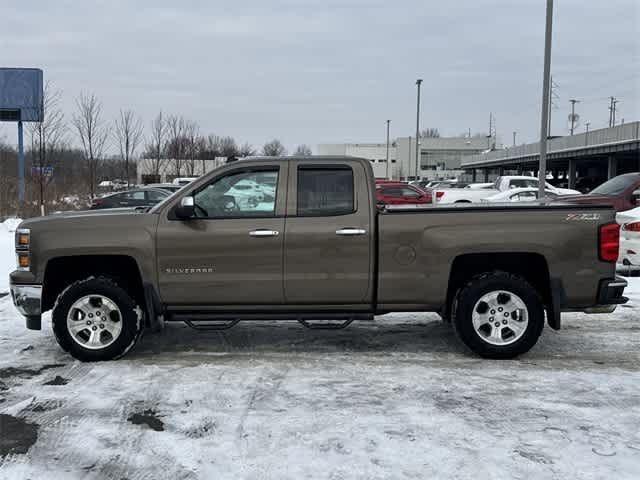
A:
72,92,109,198
194,135,207,175
166,114,187,177
239,142,256,157
28,81,67,215
182,119,200,177
202,134,222,173
293,144,312,156
113,109,143,187
219,136,239,159
262,138,287,156
420,128,440,138
142,111,167,183
0,140,17,216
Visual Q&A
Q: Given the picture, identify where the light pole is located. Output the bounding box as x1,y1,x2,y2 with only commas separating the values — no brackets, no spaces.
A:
385,119,391,179
538,0,553,200
569,99,580,135
585,121,591,146
415,79,423,180
513,131,517,147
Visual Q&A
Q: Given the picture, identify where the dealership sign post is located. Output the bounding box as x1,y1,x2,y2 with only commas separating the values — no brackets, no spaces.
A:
0,68,44,210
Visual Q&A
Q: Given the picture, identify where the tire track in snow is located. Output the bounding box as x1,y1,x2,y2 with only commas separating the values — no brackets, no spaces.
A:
234,363,290,453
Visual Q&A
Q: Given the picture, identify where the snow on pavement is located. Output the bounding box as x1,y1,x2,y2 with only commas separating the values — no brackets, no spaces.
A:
0,218,20,294
0,227,639,479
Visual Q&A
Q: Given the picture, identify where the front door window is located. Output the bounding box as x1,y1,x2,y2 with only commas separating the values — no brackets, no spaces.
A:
193,169,279,218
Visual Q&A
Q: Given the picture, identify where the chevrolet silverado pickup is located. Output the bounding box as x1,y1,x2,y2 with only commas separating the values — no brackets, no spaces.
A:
10,156,628,361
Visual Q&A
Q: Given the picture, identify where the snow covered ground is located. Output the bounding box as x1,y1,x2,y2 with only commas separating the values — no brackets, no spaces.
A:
0,226,639,479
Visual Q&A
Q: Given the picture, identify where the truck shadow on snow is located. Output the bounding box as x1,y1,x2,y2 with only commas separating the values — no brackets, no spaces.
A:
133,315,468,357
123,314,636,366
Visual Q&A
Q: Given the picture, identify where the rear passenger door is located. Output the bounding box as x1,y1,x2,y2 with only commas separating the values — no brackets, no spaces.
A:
283,162,373,304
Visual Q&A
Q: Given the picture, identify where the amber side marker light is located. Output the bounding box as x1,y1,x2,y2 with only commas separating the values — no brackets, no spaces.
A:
17,252,30,270
16,228,30,248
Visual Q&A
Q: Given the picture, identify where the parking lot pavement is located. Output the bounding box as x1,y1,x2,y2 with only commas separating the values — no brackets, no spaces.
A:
0,279,639,479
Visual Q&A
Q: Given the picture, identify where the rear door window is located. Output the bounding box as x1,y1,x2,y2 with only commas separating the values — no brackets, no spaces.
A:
297,166,354,216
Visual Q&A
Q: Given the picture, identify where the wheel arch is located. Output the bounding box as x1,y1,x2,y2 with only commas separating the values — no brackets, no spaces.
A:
42,255,145,315
444,252,560,329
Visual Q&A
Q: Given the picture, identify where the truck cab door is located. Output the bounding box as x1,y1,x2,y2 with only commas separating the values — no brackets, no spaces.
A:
283,161,374,305
155,163,287,306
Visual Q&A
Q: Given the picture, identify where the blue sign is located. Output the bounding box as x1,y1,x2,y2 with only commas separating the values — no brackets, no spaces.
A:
31,165,53,177
0,68,43,122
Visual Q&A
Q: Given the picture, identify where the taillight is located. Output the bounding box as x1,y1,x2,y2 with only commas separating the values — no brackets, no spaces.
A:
436,191,445,200
91,199,103,207
599,223,620,262
623,221,640,232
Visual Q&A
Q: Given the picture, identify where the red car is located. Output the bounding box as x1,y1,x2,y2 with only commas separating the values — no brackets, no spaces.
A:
560,172,640,212
376,182,432,205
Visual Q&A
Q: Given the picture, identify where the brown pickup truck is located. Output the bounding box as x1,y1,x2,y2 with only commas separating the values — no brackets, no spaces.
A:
10,156,628,361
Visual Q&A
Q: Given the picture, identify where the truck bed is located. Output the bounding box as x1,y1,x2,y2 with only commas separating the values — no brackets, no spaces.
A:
377,202,616,310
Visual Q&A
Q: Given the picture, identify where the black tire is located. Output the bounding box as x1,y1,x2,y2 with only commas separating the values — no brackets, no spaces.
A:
52,277,143,361
452,271,545,359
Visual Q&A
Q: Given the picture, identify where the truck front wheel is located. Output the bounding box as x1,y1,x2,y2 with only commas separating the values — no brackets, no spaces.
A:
52,277,143,361
452,272,544,359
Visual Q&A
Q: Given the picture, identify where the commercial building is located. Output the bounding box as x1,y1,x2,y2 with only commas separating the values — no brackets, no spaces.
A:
317,136,489,180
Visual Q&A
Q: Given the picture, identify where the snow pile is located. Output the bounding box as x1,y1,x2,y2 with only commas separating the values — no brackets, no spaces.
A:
3,217,23,233
0,220,19,293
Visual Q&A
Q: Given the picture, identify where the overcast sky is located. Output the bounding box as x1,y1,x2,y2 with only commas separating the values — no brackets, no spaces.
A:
1,0,638,152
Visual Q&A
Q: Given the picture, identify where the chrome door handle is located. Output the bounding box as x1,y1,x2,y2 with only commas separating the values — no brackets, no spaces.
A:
336,228,367,236
249,229,280,237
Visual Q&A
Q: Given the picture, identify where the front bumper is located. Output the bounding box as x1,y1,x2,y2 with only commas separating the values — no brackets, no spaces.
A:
584,277,628,313
10,283,42,330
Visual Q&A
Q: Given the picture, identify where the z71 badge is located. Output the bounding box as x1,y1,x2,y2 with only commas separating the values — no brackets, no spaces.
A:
565,213,601,221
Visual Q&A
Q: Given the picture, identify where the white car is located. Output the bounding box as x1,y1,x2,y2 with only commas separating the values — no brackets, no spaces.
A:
617,207,640,275
172,177,198,186
435,175,581,204
493,176,581,196
466,182,495,189
225,179,265,207
481,188,559,203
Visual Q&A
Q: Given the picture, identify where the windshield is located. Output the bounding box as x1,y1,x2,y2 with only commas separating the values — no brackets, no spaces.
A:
590,175,636,196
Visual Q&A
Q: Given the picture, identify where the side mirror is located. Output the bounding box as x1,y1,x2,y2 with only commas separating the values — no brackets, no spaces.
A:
175,196,195,219
633,190,640,206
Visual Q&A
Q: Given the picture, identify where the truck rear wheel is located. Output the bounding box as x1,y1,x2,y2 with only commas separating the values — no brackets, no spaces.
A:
52,277,143,361
452,272,544,359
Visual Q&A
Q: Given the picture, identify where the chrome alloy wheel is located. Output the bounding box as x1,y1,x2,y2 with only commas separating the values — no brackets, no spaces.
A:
471,290,529,346
66,295,123,350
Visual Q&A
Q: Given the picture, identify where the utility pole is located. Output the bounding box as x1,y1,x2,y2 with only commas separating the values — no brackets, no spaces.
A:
415,79,423,180
513,131,517,147
608,96,615,127
612,99,619,126
538,0,553,200
585,121,591,146
569,99,580,135
487,113,493,149
385,119,391,179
